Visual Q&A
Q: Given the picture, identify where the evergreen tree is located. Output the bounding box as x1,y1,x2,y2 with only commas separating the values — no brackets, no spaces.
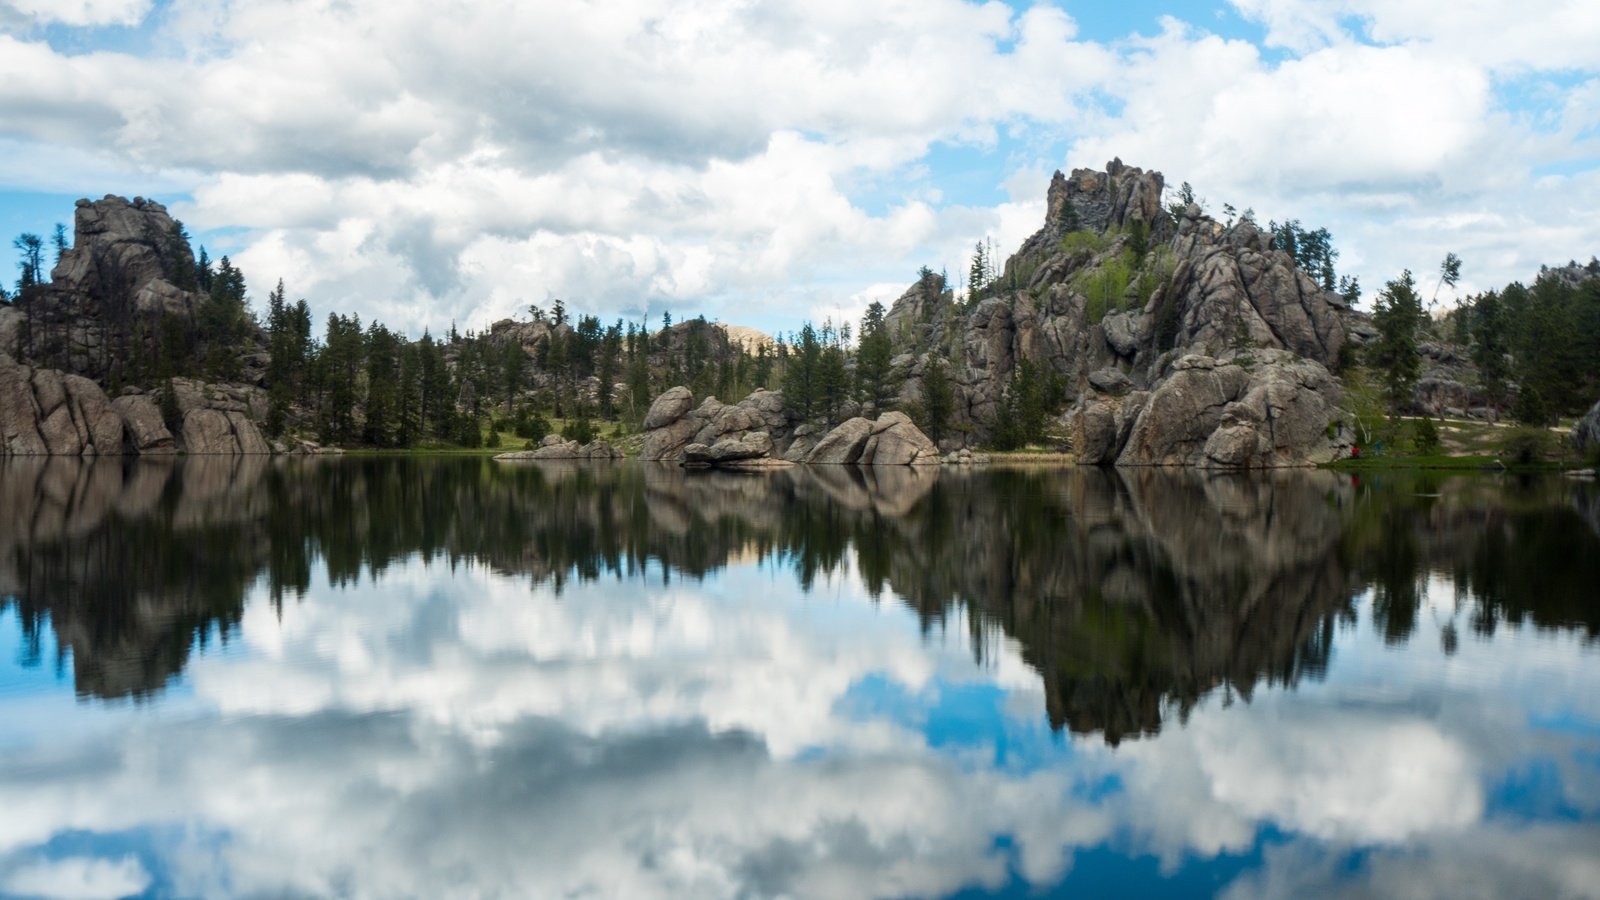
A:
855,301,894,413
317,313,364,444
363,323,402,447
817,343,849,424
919,356,955,446
597,322,622,417
1369,270,1426,415
12,233,43,293
499,340,526,416
1469,290,1511,420
782,322,821,420
397,341,423,446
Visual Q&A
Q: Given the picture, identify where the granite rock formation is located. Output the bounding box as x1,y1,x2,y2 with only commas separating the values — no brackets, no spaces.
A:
1,354,124,456
879,159,1349,466
3,195,274,453
638,386,942,467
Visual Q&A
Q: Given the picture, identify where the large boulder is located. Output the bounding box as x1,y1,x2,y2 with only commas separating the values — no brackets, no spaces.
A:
112,395,177,454
644,385,694,430
1115,351,1345,468
860,412,942,466
177,408,270,455
1574,398,1600,457
1065,392,1147,465
682,432,775,467
806,417,874,464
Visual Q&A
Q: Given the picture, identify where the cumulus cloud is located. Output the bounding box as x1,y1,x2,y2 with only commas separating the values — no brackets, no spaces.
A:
1,855,151,900
0,0,1595,332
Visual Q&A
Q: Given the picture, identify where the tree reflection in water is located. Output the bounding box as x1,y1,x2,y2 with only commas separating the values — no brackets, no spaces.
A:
1,457,1596,743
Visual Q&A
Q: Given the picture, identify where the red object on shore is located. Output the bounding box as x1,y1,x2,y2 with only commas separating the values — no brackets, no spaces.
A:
1352,445,1361,459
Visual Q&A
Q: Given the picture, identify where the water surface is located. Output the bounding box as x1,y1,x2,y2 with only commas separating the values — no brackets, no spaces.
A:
1,458,1598,899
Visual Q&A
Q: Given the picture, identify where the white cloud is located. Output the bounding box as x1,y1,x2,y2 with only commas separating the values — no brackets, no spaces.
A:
1,855,151,900
0,0,1595,332
2,0,150,28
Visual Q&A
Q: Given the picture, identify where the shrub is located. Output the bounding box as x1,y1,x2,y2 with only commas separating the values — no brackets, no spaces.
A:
563,416,597,445
1059,230,1108,256
460,417,485,448
513,408,550,441
485,430,501,449
1498,426,1553,465
1411,416,1440,455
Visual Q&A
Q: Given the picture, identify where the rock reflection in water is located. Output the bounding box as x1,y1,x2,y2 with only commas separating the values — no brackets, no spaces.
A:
1,458,1596,746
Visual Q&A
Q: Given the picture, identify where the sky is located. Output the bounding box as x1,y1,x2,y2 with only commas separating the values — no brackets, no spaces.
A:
1,0,1597,338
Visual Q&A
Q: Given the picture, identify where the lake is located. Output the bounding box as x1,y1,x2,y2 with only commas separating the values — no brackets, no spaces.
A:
1,458,1597,899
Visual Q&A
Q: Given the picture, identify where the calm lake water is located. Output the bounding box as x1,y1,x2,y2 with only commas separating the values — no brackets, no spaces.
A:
1,458,1598,899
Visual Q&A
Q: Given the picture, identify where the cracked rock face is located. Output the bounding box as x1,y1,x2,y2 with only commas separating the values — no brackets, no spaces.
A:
1070,350,1347,469
0,354,126,456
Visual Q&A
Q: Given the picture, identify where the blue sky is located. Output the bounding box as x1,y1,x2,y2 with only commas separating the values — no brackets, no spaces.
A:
2,0,1597,336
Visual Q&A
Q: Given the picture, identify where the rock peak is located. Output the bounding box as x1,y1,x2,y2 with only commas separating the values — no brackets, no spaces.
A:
1045,159,1168,235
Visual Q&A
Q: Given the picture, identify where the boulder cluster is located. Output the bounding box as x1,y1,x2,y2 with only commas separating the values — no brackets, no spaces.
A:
637,386,941,468
495,434,625,461
1,353,268,456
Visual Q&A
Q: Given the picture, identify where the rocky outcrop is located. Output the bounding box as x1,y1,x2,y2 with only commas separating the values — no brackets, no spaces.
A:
638,387,799,463
637,387,943,468
880,159,1347,460
859,412,942,466
1069,350,1346,468
1575,398,1600,457
495,434,624,461
0,354,126,456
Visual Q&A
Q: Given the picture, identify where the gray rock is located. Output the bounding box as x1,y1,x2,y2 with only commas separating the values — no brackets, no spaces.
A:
873,158,1347,453
0,355,126,456
683,431,774,466
806,417,874,464
498,439,623,461
1574,398,1600,457
179,409,237,454
644,386,694,430
66,375,124,455
1116,351,1344,468
112,395,176,454
0,358,47,456
1088,368,1133,395
861,412,941,466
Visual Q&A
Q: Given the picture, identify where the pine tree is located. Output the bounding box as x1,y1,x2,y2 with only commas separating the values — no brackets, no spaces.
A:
855,301,894,413
1470,290,1511,420
1369,270,1426,415
782,322,821,420
919,356,955,446
363,323,401,447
